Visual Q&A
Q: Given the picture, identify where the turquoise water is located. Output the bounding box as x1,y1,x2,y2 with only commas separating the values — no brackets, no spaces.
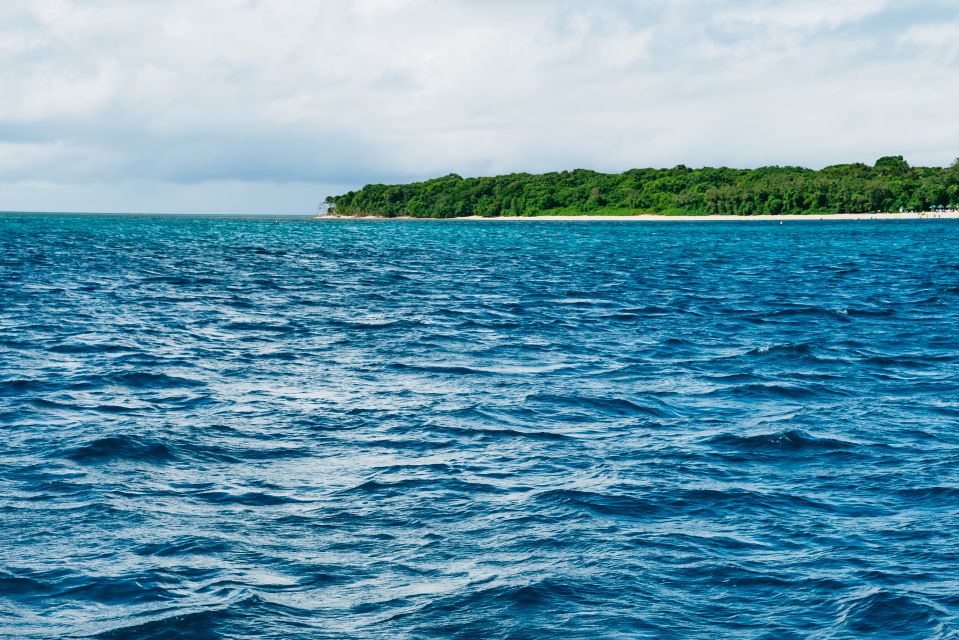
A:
2,215,958,638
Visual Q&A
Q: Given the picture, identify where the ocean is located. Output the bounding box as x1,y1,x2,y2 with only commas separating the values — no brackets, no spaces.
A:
1,214,958,638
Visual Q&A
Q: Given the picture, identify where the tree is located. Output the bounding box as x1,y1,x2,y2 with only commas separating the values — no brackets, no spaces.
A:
874,155,910,176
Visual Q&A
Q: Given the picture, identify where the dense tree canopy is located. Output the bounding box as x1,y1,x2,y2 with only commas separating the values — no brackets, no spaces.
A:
327,157,959,217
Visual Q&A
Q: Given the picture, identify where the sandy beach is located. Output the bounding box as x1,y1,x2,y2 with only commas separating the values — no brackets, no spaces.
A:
325,211,959,221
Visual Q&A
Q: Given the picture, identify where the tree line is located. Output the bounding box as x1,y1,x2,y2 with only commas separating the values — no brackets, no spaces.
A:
326,156,959,217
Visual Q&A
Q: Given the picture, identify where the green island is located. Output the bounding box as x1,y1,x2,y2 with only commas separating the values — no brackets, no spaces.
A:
326,156,959,218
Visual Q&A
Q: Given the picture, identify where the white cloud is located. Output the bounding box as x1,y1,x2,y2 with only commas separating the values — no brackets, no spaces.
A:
898,18,959,62
715,0,889,31
0,0,956,213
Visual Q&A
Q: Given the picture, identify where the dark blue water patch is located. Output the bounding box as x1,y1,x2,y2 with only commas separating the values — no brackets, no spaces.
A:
89,593,302,640
744,341,816,357
341,476,507,500
2,215,959,638
190,489,304,507
525,393,681,419
133,536,233,558
0,569,51,597
836,588,947,637
62,435,176,465
703,429,859,452
0,378,51,396
107,371,208,389
743,306,855,324
706,381,848,400
425,422,578,442
893,486,959,506
533,488,663,520
48,342,137,355
95,608,230,640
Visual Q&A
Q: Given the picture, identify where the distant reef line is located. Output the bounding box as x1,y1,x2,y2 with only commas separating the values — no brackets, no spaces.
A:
325,156,959,218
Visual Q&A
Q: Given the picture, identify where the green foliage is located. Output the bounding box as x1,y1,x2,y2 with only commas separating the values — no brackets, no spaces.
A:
874,155,910,176
329,158,959,217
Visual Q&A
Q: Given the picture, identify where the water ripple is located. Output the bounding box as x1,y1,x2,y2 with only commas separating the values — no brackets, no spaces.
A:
1,215,958,638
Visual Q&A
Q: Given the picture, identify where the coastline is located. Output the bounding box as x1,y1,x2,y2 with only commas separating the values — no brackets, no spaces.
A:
322,211,959,221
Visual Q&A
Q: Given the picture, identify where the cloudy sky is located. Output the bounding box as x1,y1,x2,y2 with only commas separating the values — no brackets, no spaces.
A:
2,0,957,214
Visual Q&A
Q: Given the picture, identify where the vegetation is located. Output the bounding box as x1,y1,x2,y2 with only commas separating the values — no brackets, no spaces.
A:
327,156,959,217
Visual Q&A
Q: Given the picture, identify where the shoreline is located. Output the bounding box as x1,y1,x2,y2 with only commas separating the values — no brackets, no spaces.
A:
322,211,959,221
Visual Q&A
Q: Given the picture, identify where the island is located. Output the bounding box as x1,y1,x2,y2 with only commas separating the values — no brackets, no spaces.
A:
324,156,959,218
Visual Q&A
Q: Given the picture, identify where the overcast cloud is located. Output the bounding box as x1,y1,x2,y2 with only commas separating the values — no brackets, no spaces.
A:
1,0,957,213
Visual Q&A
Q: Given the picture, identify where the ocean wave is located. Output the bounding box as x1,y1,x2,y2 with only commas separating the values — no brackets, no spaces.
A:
62,435,176,465
92,603,238,639
427,422,576,441
703,429,858,452
191,490,304,507
340,476,506,498
532,488,662,519
743,306,853,323
107,371,207,389
133,537,232,558
524,393,680,418
0,569,49,597
0,378,51,396
707,382,845,399
745,342,814,357
836,588,945,636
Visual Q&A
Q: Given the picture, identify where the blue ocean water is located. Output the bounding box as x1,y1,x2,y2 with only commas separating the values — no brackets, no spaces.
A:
1,214,958,639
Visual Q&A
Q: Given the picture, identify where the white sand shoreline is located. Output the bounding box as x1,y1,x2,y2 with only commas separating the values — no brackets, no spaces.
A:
322,211,959,221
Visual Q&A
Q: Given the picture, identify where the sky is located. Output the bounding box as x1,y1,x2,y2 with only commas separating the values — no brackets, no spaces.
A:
1,0,958,214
